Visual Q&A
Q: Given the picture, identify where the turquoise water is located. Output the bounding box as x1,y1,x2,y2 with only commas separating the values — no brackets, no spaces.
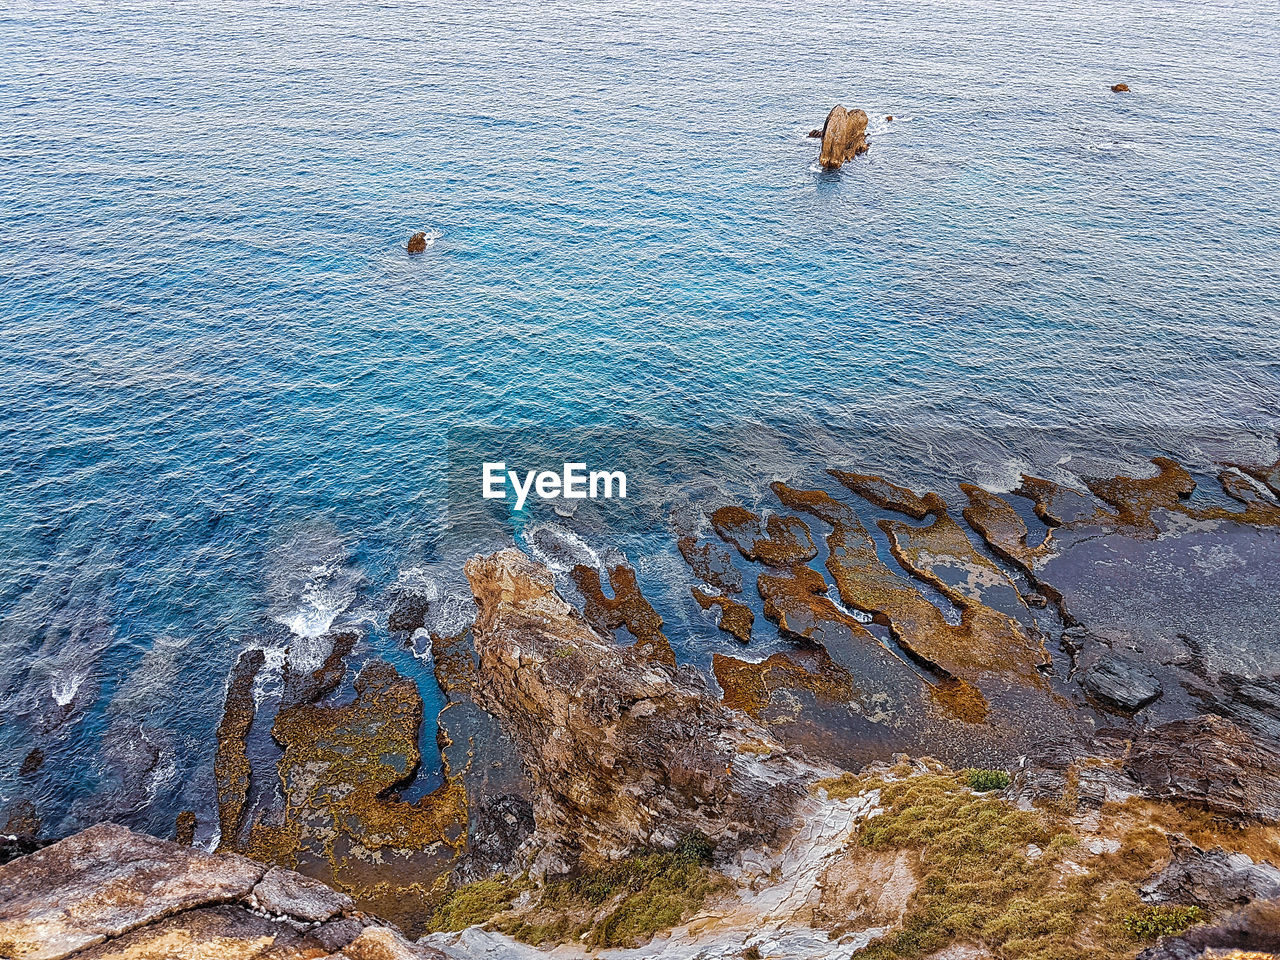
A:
2,1,1278,838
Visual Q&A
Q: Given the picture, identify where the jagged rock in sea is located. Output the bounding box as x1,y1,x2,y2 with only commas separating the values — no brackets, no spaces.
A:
1112,82,1131,92
0,822,445,959
817,105,870,169
463,547,815,872
407,231,429,254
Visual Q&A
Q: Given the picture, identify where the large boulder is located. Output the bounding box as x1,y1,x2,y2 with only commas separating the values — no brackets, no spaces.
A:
464,548,815,872
818,105,870,169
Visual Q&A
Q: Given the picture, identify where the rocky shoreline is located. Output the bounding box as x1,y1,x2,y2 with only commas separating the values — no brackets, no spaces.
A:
3,456,1280,959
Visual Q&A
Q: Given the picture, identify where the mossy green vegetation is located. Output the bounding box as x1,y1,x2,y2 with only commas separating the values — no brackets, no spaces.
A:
428,875,530,932
964,767,1011,792
1121,905,1204,940
853,770,1204,960
428,836,723,949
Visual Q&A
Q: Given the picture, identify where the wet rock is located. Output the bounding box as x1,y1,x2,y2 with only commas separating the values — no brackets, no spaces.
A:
464,548,813,871
250,865,354,923
0,822,264,959
1137,898,1280,960
19,748,44,777
214,647,263,849
677,535,743,593
0,834,49,867
280,631,356,709
1080,655,1162,711
817,105,870,169
570,562,674,665
693,589,754,644
711,505,818,568
388,590,432,633
1141,836,1280,912
174,810,196,847
1111,83,1130,92
886,115,894,122
242,659,468,933
1127,715,1280,822
407,232,429,254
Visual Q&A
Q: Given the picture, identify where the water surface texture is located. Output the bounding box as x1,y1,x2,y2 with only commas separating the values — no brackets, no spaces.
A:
1,0,1278,837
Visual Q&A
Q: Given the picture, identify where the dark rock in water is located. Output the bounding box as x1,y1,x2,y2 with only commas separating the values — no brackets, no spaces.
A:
1111,83,1131,92
1138,898,1280,960
388,589,432,632
1142,836,1280,912
0,834,49,866
818,105,870,169
807,128,822,138
407,231,429,254
465,548,813,873
886,115,894,122
1081,655,1162,711
1127,715,1280,822
19,748,43,777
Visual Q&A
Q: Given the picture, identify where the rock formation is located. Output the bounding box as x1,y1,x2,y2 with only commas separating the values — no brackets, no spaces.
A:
1112,83,1131,92
407,232,429,254
817,105,870,169
0,823,445,959
463,548,815,872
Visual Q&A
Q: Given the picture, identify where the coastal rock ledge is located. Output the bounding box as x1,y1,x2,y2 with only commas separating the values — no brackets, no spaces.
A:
464,547,817,873
0,823,443,960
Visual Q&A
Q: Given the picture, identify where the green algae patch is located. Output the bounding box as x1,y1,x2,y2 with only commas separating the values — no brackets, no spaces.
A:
853,770,1199,960
471,837,724,949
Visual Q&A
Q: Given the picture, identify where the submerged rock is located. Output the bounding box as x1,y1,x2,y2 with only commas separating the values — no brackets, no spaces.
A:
1111,83,1131,92
817,105,870,169
464,548,815,872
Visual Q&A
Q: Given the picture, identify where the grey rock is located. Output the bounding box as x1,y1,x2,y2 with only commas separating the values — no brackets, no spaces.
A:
1081,655,1162,711
1142,836,1280,911
251,865,354,923
1127,715,1280,822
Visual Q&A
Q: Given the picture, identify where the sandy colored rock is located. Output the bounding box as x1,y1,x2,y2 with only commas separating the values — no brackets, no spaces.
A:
817,105,870,169
0,823,263,960
67,904,326,960
465,548,812,870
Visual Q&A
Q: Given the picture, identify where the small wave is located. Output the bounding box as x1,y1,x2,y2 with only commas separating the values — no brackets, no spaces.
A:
265,527,364,642
51,672,86,707
524,522,601,572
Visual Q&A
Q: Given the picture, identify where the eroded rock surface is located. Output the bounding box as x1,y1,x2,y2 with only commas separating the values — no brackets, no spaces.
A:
0,824,445,960
817,105,869,169
464,548,815,871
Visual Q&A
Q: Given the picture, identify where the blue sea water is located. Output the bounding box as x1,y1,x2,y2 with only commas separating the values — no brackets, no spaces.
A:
2,0,1278,840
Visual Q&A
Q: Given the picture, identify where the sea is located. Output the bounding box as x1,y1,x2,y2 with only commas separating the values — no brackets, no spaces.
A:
2,0,1278,841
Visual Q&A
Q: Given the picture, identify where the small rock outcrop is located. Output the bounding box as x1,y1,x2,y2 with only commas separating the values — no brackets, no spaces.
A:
407,231,429,254
1138,898,1280,960
1111,83,1131,92
464,548,815,872
1080,654,1162,712
0,823,444,960
817,105,870,169
1142,836,1280,912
